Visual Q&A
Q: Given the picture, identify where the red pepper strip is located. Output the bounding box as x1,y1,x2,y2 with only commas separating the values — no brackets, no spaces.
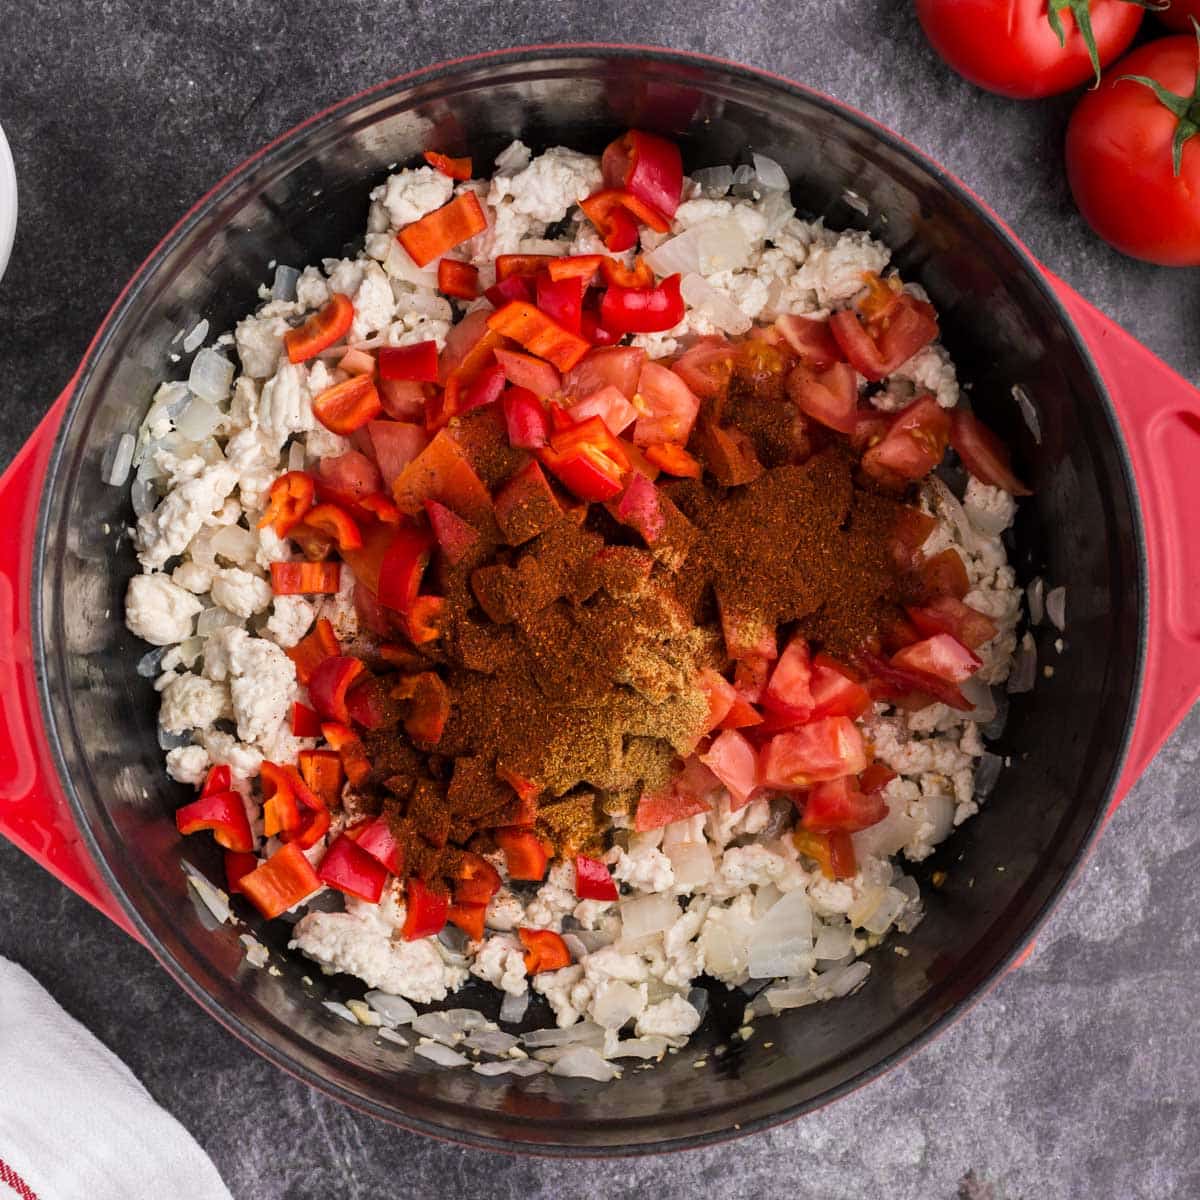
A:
348,814,404,875
404,594,445,646
378,641,425,670
377,525,434,613
601,130,684,219
438,257,480,300
315,833,387,903
600,255,655,289
494,827,549,882
258,471,315,537
424,498,481,565
379,341,439,382
300,502,363,552
284,294,354,363
644,441,702,479
402,878,449,940
548,253,652,289
581,294,620,346
495,254,556,281
535,271,585,335
292,701,323,737
288,799,330,851
599,273,685,335
398,192,487,268
270,561,341,596
175,790,253,853
260,762,302,838
458,361,507,415
392,671,451,743
446,902,487,942
224,850,258,896
496,763,540,805
547,253,606,283
538,442,624,502
440,330,508,425
574,854,619,902
240,842,321,919
201,764,232,798
518,927,572,974
580,188,671,251
451,851,503,904
286,617,340,684
502,386,550,449
550,414,632,469
298,748,343,807
312,375,384,435
358,492,402,524
484,273,533,309
423,149,472,180
486,301,591,372
321,722,373,787
792,828,857,881
308,655,369,725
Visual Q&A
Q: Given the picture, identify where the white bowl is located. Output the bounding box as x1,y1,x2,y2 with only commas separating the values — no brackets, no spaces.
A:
0,123,16,284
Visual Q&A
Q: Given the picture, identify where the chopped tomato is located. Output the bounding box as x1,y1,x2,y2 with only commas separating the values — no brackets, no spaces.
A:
632,361,701,446
800,776,888,833
519,927,572,974
634,758,720,831
890,505,939,570
563,346,646,400
759,717,868,790
949,408,1031,495
284,294,354,363
315,450,382,509
906,596,998,649
699,729,760,810
398,192,487,268
808,654,872,720
380,377,432,421
401,878,449,939
717,594,778,663
568,384,638,435
391,428,494,527
495,827,549,881
775,314,843,369
693,420,763,486
312,375,384,435
891,633,981,683
829,294,939,382
859,763,897,795
424,498,480,564
494,347,561,399
762,635,815,719
856,648,971,711
918,547,970,600
501,386,550,449
671,337,737,402
786,361,858,433
793,827,857,881
861,395,951,486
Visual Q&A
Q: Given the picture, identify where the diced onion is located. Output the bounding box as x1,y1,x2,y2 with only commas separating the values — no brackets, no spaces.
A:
759,190,796,237
812,960,870,1000
813,922,853,962
841,189,870,217
196,606,241,636
493,140,531,175
378,1027,409,1047
959,675,998,725
188,348,235,404
440,1008,492,1032
644,225,705,277
1012,384,1042,444
104,433,136,487
561,933,589,962
464,1029,520,1055
592,981,644,1030
499,990,530,1024
364,990,418,1026
981,690,1009,740
411,1012,465,1045
136,647,166,677
752,153,789,192
1007,633,1037,694
181,860,232,925
975,752,1004,798
521,1021,604,1049
697,219,753,274
415,1042,468,1068
175,397,221,442
182,319,210,354
1027,576,1045,626
131,478,157,517
686,986,709,1022
748,889,814,979
474,1058,546,1077
158,725,191,750
607,1036,668,1059
663,833,714,887
1046,586,1066,632
763,983,817,1012
861,887,909,936
550,1045,621,1081
287,441,306,473
691,165,733,197
619,893,679,941
731,164,758,197
271,264,300,302
680,275,753,335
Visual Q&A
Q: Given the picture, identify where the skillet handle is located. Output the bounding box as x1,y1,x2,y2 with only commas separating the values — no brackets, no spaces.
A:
0,387,138,938
1045,272,1200,821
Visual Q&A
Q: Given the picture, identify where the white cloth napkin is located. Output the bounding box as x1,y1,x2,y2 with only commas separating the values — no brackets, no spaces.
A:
0,957,232,1200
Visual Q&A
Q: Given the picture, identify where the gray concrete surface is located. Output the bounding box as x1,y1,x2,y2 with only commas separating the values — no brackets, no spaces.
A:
1,2,1198,1197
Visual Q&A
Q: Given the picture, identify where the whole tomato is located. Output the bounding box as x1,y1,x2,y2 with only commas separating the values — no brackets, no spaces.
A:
1158,0,1200,31
915,0,1146,98
1066,33,1200,264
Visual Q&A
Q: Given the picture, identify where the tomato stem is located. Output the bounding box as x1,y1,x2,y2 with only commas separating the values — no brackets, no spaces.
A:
1117,18,1200,176
1047,0,1169,89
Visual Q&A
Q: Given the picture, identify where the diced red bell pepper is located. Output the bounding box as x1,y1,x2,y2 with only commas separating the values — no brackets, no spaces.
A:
224,850,258,896
301,502,363,553
438,257,481,300
699,729,760,811
486,301,590,372
379,341,440,383
906,596,999,650
398,192,487,268
403,594,445,646
644,442,702,478
270,561,341,595
800,776,888,834
298,748,343,807
240,842,321,919
792,828,857,881
284,294,354,363
759,718,868,790
574,854,619,902
484,272,534,309
891,634,980,683
579,188,671,251
494,347,560,400
495,827,549,882
539,441,624,502
402,878,449,940
601,130,684,219
763,636,815,720
599,274,685,336
308,656,368,725
344,676,390,730
321,721,373,786
535,271,585,335
808,654,872,720
318,833,389,903
312,375,384,435
633,360,700,445
258,472,315,537
446,902,487,941
451,851,503,905
286,618,340,685
423,149,472,180
176,790,254,853
775,314,843,369
260,762,301,838
518,927,572,974
348,814,405,875
392,671,451,744
424,498,480,564
458,360,507,416
492,460,562,545
546,253,605,283
502,386,550,449
200,764,232,798
376,525,434,613
495,254,556,281
292,701,323,737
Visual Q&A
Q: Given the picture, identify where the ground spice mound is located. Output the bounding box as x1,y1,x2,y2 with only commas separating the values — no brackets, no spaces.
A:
353,366,905,887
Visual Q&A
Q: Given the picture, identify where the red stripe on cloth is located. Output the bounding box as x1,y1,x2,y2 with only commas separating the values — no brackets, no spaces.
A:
0,1158,39,1200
